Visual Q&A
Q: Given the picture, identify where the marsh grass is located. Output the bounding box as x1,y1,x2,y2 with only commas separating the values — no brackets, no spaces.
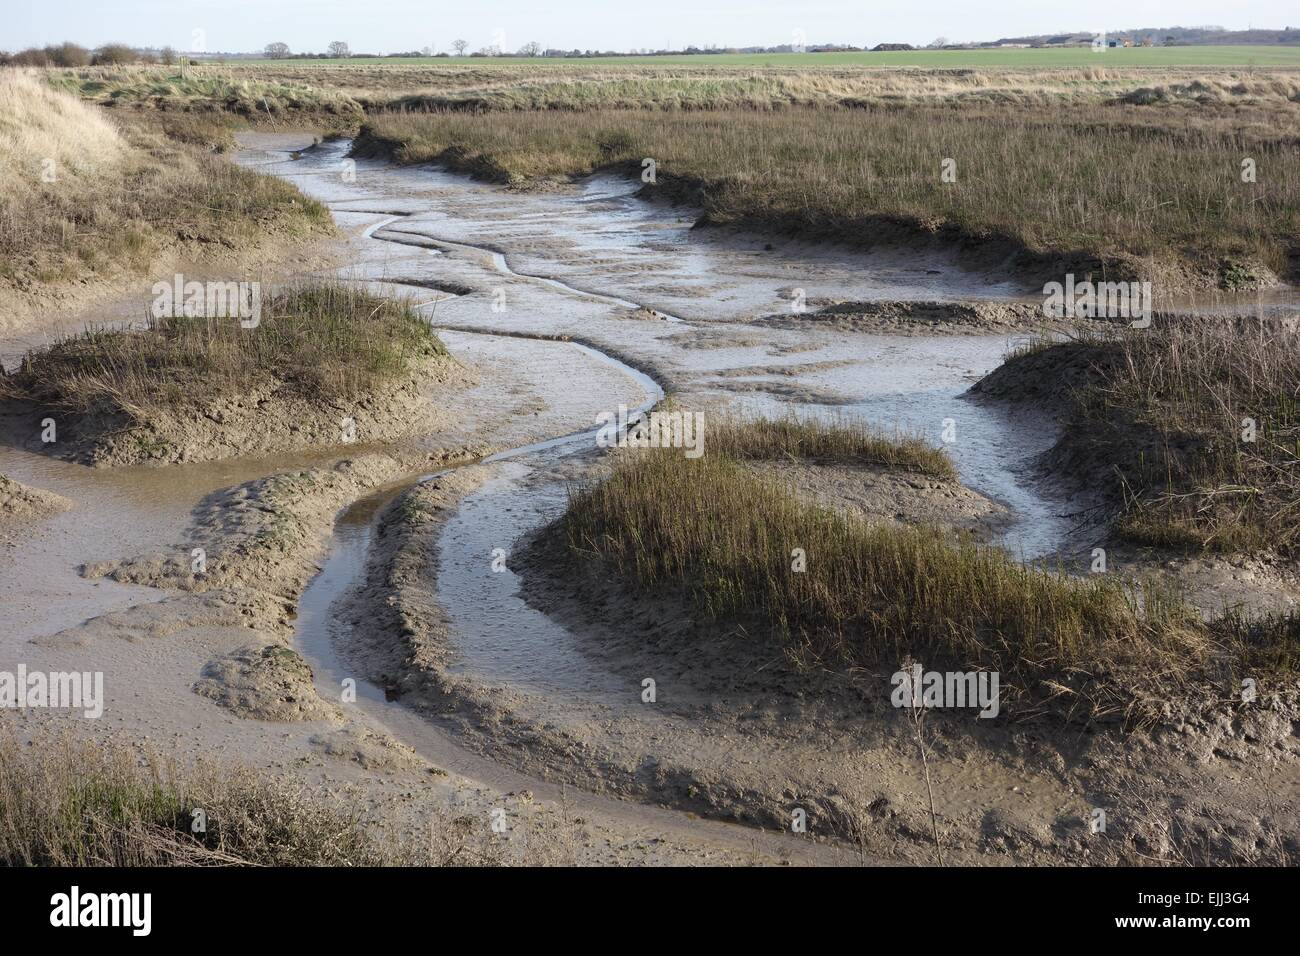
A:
48,66,364,123
361,104,1300,285
707,413,956,478
0,284,446,423
1017,321,1300,554
566,442,1223,721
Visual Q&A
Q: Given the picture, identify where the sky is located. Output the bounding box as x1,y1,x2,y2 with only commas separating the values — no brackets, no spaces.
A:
3,0,1295,54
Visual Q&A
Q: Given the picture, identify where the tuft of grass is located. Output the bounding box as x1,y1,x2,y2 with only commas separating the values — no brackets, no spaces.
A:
706,413,956,478
0,283,446,424
0,730,392,865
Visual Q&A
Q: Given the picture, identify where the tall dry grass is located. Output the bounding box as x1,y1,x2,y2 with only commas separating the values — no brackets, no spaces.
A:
0,70,331,301
360,104,1299,285
0,70,126,192
0,729,389,865
1021,321,1300,553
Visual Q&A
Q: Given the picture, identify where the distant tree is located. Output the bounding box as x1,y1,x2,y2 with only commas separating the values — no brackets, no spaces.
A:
518,41,542,56
159,45,176,65
927,37,950,48
50,42,91,66
326,40,350,58
452,38,468,56
9,48,51,66
92,44,139,65
264,41,290,58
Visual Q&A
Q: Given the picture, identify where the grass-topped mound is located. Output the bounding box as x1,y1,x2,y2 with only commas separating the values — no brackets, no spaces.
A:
49,66,364,127
560,418,1297,723
0,71,333,313
980,321,1300,556
0,284,454,465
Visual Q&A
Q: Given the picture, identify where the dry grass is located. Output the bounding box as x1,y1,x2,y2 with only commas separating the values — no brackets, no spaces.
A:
0,283,446,424
359,104,1299,287
141,62,1300,113
0,70,125,185
0,729,393,865
1012,321,1300,554
0,70,332,302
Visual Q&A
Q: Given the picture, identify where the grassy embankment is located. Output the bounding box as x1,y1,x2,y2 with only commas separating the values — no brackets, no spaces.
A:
0,284,445,432
562,416,1297,722
358,97,1300,290
0,71,333,316
48,66,364,127
985,322,1300,556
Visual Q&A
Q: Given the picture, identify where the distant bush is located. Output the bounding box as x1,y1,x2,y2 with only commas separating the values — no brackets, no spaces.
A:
92,43,142,65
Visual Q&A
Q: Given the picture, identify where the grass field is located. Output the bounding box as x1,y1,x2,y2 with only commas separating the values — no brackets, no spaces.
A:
242,46,1300,69
359,102,1300,289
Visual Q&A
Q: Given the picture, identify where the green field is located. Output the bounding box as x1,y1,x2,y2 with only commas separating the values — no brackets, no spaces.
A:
240,45,1300,69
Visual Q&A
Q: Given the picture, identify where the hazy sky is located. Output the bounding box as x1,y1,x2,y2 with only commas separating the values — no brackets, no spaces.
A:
5,0,1295,53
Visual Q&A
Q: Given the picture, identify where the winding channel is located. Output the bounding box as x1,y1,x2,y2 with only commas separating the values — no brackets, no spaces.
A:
243,134,1075,862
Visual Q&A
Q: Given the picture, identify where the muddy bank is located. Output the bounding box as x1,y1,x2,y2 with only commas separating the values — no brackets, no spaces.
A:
351,125,1283,294
0,473,71,521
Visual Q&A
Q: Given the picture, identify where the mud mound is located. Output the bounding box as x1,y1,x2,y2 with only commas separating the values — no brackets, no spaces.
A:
194,640,338,722
969,339,1117,407
309,728,424,772
11,354,473,468
761,299,1048,336
0,474,72,522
